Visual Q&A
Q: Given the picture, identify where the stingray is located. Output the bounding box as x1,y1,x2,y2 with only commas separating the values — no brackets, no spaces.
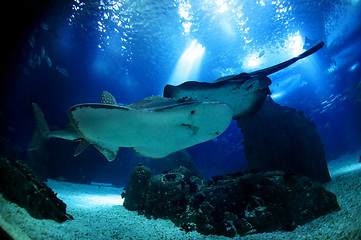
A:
32,92,233,161
164,42,324,119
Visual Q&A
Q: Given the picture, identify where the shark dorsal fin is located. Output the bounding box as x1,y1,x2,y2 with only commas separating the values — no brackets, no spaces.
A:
101,91,117,105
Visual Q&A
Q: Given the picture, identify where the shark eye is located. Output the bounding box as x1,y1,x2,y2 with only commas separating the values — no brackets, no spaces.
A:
191,110,195,115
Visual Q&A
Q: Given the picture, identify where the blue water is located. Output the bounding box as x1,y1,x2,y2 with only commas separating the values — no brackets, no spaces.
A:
1,0,361,185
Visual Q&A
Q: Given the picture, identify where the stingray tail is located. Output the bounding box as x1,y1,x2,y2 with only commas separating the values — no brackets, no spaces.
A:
244,41,325,78
298,41,324,59
28,103,50,152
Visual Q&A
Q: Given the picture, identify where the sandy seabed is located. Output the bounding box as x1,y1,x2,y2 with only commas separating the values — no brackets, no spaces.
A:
1,150,361,240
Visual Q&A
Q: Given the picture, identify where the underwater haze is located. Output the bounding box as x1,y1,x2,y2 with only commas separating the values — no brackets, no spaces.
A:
1,0,361,185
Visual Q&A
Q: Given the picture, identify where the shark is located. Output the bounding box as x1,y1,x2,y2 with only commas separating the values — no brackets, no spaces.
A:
31,92,233,161
164,42,324,119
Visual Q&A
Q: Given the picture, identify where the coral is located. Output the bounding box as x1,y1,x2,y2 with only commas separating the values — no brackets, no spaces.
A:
123,165,340,237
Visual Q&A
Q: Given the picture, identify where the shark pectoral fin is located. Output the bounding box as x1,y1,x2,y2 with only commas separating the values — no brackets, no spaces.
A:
74,139,90,157
93,144,119,162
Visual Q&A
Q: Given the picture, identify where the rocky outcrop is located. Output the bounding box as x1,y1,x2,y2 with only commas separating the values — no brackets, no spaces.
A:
123,165,340,237
123,163,153,211
140,150,200,177
238,97,331,183
0,157,73,222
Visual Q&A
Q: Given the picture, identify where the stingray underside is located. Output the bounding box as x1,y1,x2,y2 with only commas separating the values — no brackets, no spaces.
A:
164,76,271,119
68,100,232,161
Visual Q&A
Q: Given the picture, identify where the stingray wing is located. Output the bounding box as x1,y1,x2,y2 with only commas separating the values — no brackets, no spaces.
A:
164,76,271,119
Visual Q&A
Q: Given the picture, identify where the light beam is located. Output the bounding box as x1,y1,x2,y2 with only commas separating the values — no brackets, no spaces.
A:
169,40,205,85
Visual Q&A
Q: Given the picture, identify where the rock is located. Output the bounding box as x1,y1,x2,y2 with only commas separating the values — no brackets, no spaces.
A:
0,157,73,222
237,97,331,183
135,150,200,177
123,164,152,211
123,166,340,237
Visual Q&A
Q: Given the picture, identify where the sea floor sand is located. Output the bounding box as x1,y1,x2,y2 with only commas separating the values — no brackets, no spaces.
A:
1,150,361,240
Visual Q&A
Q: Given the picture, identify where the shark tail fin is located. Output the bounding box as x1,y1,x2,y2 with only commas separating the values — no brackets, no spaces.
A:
28,103,50,152
32,103,50,137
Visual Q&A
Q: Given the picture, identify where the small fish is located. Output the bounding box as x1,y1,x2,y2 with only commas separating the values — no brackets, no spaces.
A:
28,57,35,69
258,50,265,58
56,65,69,77
40,22,49,31
45,55,52,68
34,54,41,66
40,22,60,39
56,176,68,181
40,47,46,59
28,35,35,48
